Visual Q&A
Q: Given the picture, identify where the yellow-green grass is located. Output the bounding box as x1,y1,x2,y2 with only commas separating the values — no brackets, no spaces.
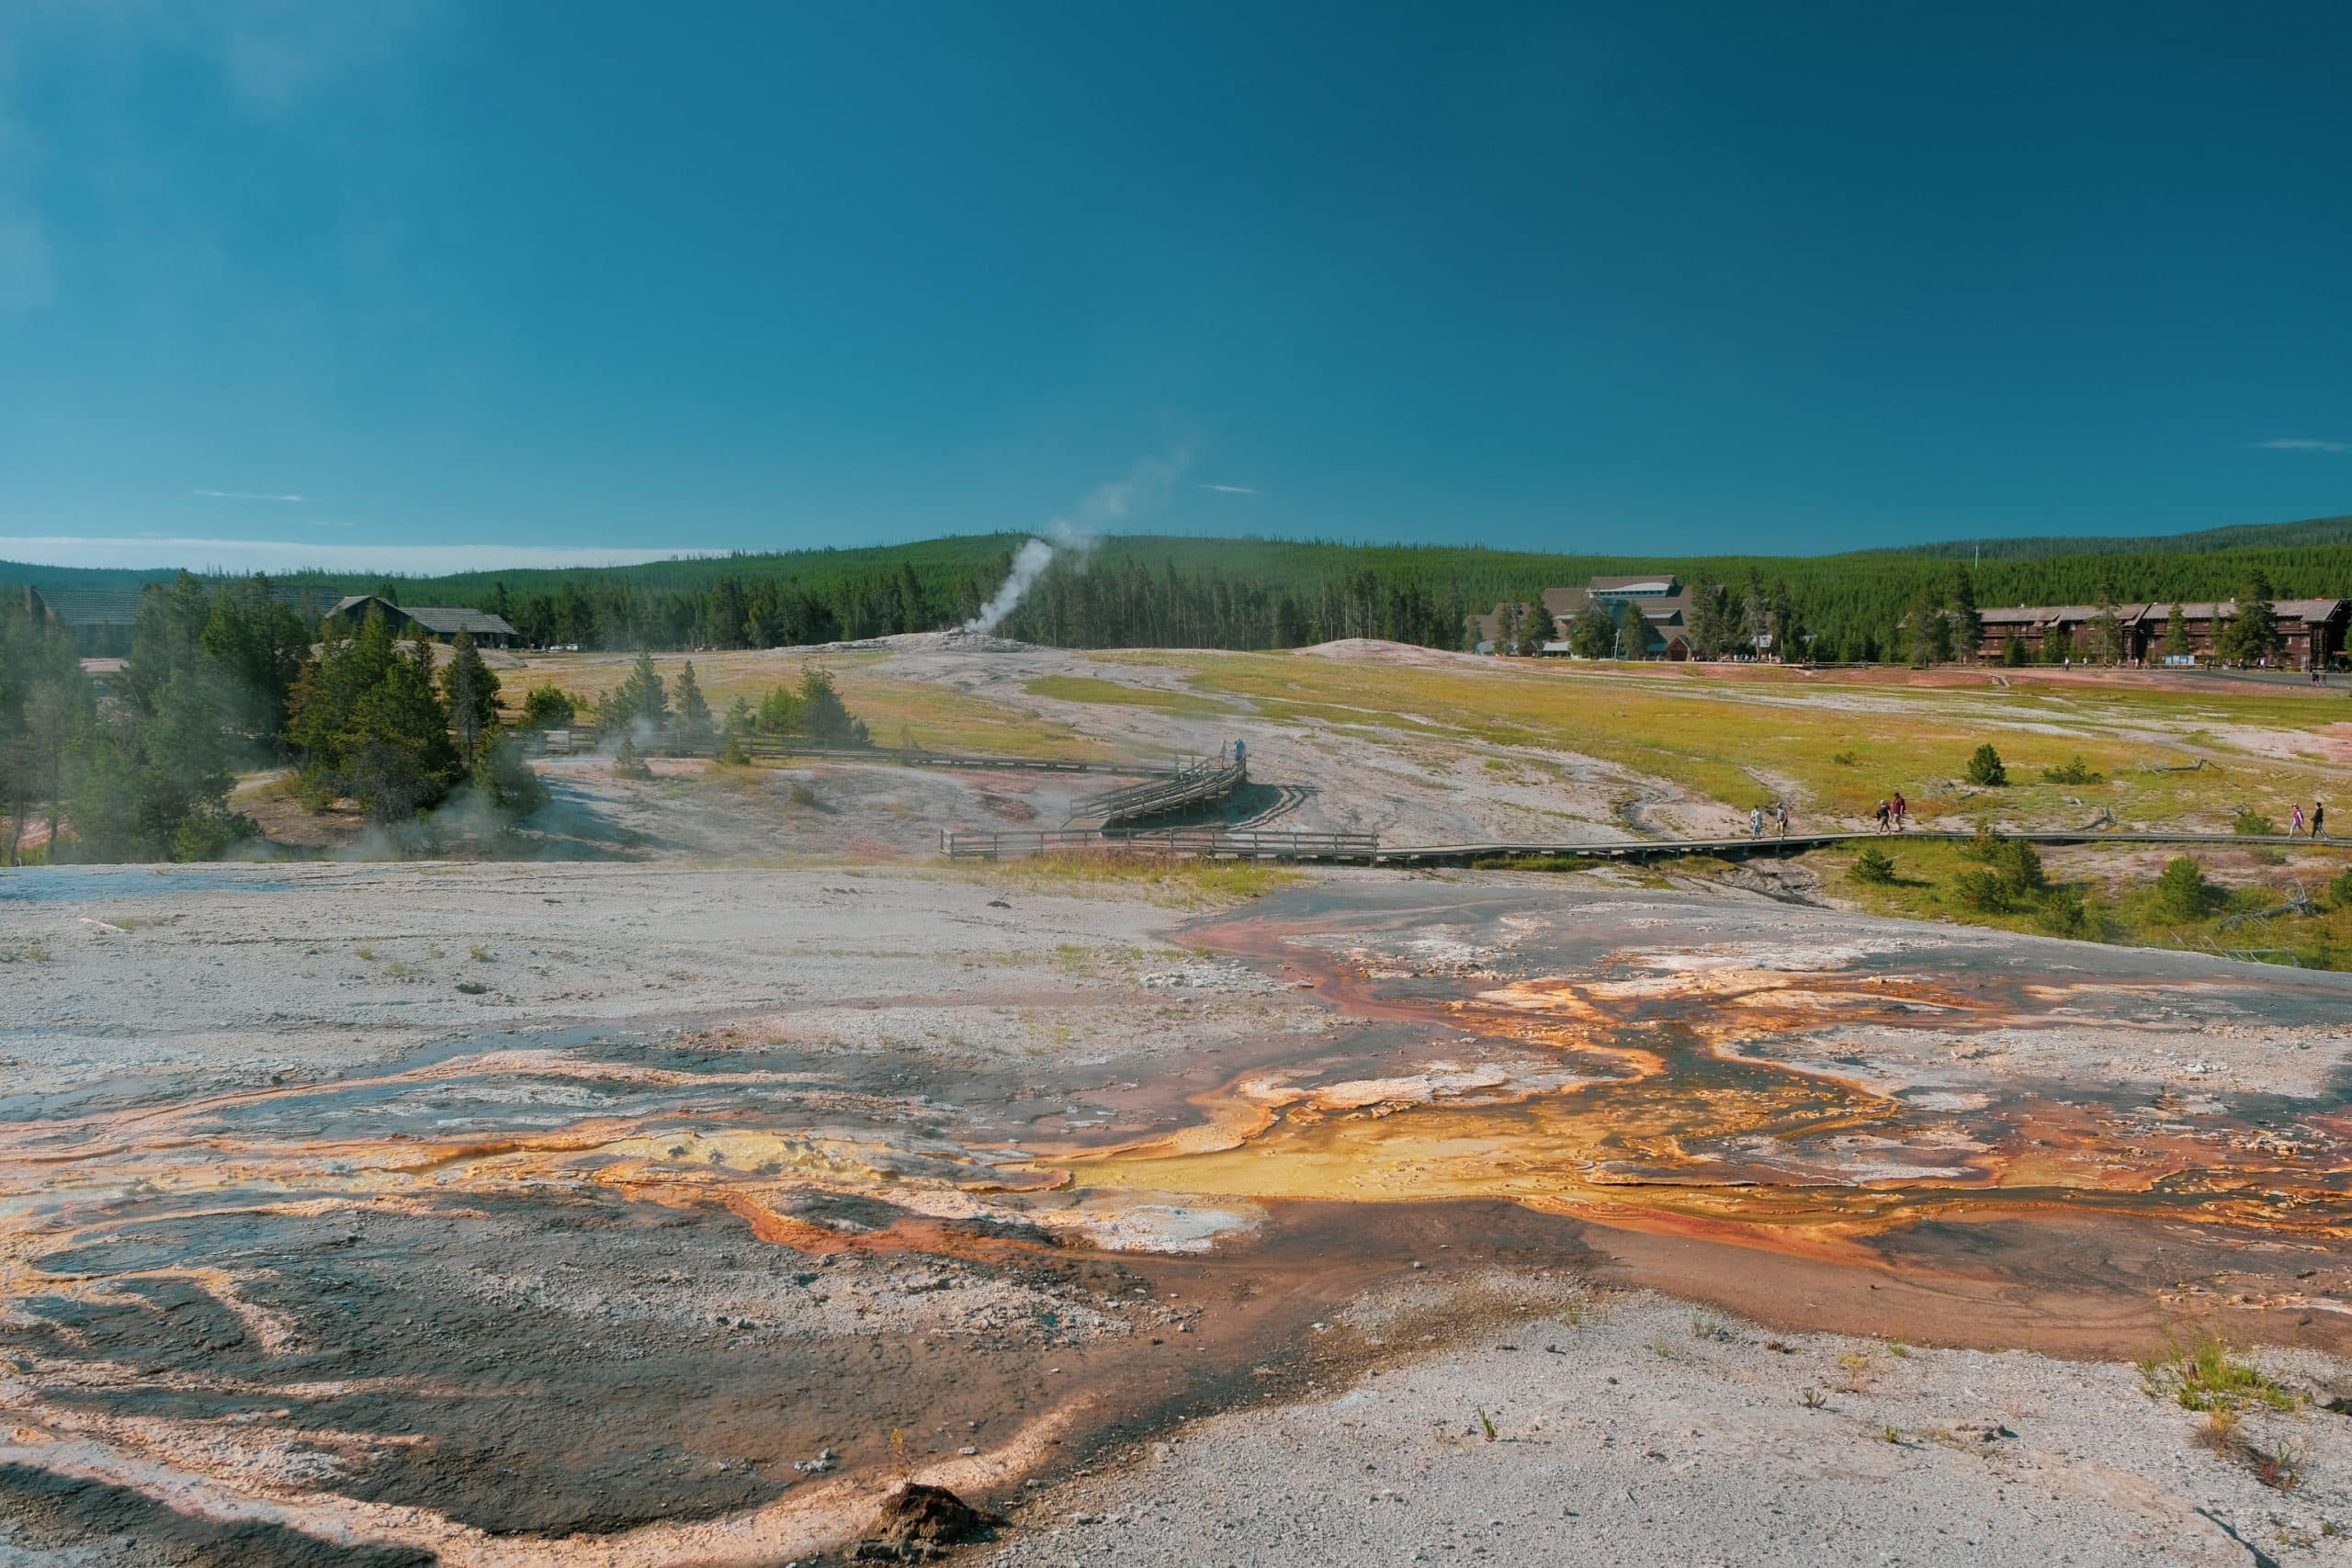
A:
1023,674,1234,717
958,851,1303,908
1821,839,2352,968
509,650,1104,761
1170,653,2346,829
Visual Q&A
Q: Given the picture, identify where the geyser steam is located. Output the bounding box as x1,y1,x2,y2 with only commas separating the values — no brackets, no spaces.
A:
962,457,1178,634
964,536,1059,635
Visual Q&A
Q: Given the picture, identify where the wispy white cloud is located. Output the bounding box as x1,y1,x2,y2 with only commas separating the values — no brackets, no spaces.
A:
194,489,308,502
0,536,715,574
2250,438,2349,453
1198,482,1259,495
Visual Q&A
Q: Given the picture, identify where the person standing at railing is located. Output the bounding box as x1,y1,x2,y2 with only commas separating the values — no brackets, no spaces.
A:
1234,738,1246,772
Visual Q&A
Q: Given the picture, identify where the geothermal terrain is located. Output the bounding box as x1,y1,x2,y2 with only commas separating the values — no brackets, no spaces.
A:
8,638,2352,1565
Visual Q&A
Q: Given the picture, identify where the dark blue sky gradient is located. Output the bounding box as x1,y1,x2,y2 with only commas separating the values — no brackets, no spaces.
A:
2,2,2346,569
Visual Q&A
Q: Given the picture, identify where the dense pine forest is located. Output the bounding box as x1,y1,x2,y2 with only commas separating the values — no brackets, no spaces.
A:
7,514,2351,661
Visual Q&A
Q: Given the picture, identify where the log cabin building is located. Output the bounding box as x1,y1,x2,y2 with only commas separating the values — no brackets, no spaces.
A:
1974,599,2347,666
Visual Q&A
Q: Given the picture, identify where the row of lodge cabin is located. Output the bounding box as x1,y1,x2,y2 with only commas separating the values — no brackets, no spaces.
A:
8,581,521,656
1473,575,1767,660
1975,599,2348,667
322,595,522,648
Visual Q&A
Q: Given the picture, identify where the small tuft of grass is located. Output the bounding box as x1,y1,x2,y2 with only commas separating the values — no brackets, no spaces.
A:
2198,1405,2241,1452
1476,1406,1498,1442
0,942,53,964
469,945,492,962
2252,1438,2311,1492
2138,1330,2298,1413
355,944,378,962
1690,1314,1735,1343
1800,1387,1827,1409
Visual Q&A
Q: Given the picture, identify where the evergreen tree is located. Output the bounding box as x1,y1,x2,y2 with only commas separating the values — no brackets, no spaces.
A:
340,640,458,820
440,630,502,763
1567,599,1614,660
1907,585,1951,666
1946,564,1982,660
2086,582,2126,666
1768,585,1802,661
2001,633,2030,668
1615,601,1648,659
757,684,805,733
797,667,869,746
284,607,459,820
604,649,667,739
1515,592,1551,656
472,732,548,815
2220,570,2281,665
519,684,576,728
2163,603,2192,661
0,597,91,863
671,661,717,752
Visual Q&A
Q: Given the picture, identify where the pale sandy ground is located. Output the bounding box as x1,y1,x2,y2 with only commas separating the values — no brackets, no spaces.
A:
0,861,1326,1114
6,863,2352,1563
982,1285,2352,1568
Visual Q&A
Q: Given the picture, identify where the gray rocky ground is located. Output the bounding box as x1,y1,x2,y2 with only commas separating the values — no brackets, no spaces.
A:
5,860,2350,1564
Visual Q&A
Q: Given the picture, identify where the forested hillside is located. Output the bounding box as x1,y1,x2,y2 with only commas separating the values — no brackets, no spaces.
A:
6,512,2349,660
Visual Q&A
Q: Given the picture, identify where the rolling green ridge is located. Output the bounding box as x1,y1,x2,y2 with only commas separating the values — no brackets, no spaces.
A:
6,510,2349,657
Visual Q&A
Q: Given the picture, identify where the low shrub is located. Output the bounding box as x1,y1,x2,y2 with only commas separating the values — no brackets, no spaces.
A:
1849,845,1897,885
519,684,577,729
2233,809,2279,837
1951,868,2010,911
2154,855,2215,920
1963,744,2007,786
2041,755,2103,784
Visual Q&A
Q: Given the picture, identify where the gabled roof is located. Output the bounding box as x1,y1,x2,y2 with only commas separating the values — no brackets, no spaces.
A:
1980,599,2347,630
29,586,148,627
328,594,518,637
1589,575,1681,595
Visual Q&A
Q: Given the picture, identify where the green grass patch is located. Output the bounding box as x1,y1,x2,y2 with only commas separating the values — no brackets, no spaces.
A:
1023,674,1232,717
2139,1331,2299,1414
963,852,1304,908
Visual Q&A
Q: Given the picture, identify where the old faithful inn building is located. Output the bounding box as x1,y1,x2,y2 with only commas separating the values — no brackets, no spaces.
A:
1973,600,2346,666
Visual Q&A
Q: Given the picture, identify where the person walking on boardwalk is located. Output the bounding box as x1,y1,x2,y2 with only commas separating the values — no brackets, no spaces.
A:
1873,798,1892,833
1775,801,1790,838
2315,799,2326,840
2292,805,2307,836
1892,792,1908,830
1749,805,1764,839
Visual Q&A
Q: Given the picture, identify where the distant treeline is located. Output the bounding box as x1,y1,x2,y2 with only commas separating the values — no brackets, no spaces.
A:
7,516,2351,660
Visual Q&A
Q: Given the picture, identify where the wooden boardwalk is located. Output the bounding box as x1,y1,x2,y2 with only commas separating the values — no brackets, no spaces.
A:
940,825,2338,865
1064,758,1249,831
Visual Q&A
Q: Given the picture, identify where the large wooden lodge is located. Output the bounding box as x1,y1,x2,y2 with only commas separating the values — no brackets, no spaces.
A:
1974,599,2347,666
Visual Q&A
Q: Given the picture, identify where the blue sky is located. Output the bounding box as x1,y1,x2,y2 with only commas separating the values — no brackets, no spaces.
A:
1,2,2347,571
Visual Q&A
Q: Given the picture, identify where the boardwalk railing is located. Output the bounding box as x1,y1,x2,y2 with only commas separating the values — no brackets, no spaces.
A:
1369,827,2341,865
942,827,1377,862
1067,758,1248,829
939,823,2335,867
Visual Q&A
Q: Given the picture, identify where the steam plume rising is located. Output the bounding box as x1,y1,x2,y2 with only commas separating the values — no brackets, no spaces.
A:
962,457,1176,634
964,536,1059,634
